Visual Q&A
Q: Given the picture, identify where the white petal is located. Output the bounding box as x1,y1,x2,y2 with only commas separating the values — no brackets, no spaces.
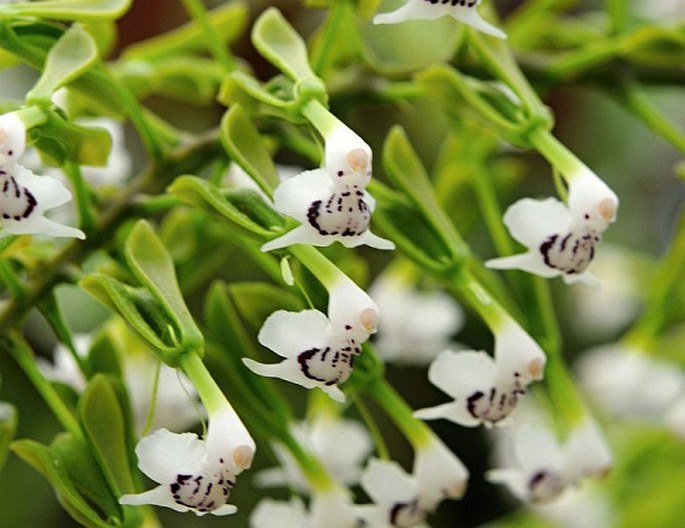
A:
250,498,309,528
502,198,573,250
426,349,497,400
311,487,360,528
261,225,331,252
562,419,612,482
2,214,85,239
0,112,26,163
350,229,395,250
361,458,417,505
258,309,331,359
561,270,601,288
413,436,468,510
414,401,482,428
12,165,72,209
485,252,562,278
272,169,334,221
374,1,448,24
120,485,190,513
324,124,372,187
450,6,507,39
310,416,373,485
134,429,206,484
567,166,619,228
373,0,506,39
242,358,346,402
493,319,546,382
327,274,379,338
513,424,565,474
208,504,239,516
485,468,529,500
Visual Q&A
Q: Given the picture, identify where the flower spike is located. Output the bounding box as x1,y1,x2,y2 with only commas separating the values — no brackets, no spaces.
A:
373,0,507,40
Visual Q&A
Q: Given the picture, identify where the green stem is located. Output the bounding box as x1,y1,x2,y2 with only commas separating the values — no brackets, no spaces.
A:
180,351,232,417
289,244,342,290
353,395,390,460
310,2,347,77
468,32,549,120
63,162,95,234
15,105,47,129
453,271,506,331
300,99,341,138
623,215,685,348
527,127,587,181
616,84,685,154
0,259,24,300
4,335,82,438
280,427,336,491
469,162,514,257
179,0,235,71
366,377,431,449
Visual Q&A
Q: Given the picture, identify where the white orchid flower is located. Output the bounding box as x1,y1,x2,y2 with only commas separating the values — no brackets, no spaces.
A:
486,170,618,287
487,419,612,504
415,320,545,427
369,274,464,366
373,0,506,40
0,112,84,239
120,401,255,516
357,458,430,528
255,414,373,492
261,123,393,252
243,309,368,402
576,344,685,422
260,168,394,252
250,488,359,528
413,435,469,511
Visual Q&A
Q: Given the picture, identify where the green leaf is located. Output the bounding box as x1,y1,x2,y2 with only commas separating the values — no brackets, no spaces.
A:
85,327,124,378
228,281,305,330
27,24,98,105
381,126,469,262
121,1,248,61
168,175,283,237
79,375,135,496
0,402,17,473
11,439,112,528
29,108,112,166
252,7,316,81
369,181,455,275
220,105,279,195
80,273,180,355
1,0,132,22
51,433,121,520
115,56,223,105
124,220,204,351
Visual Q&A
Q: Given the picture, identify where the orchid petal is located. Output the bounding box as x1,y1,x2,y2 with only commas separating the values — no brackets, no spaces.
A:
485,252,561,278
0,112,26,163
426,350,496,400
135,429,206,484
361,458,417,504
373,0,506,40
502,198,572,249
258,309,331,359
